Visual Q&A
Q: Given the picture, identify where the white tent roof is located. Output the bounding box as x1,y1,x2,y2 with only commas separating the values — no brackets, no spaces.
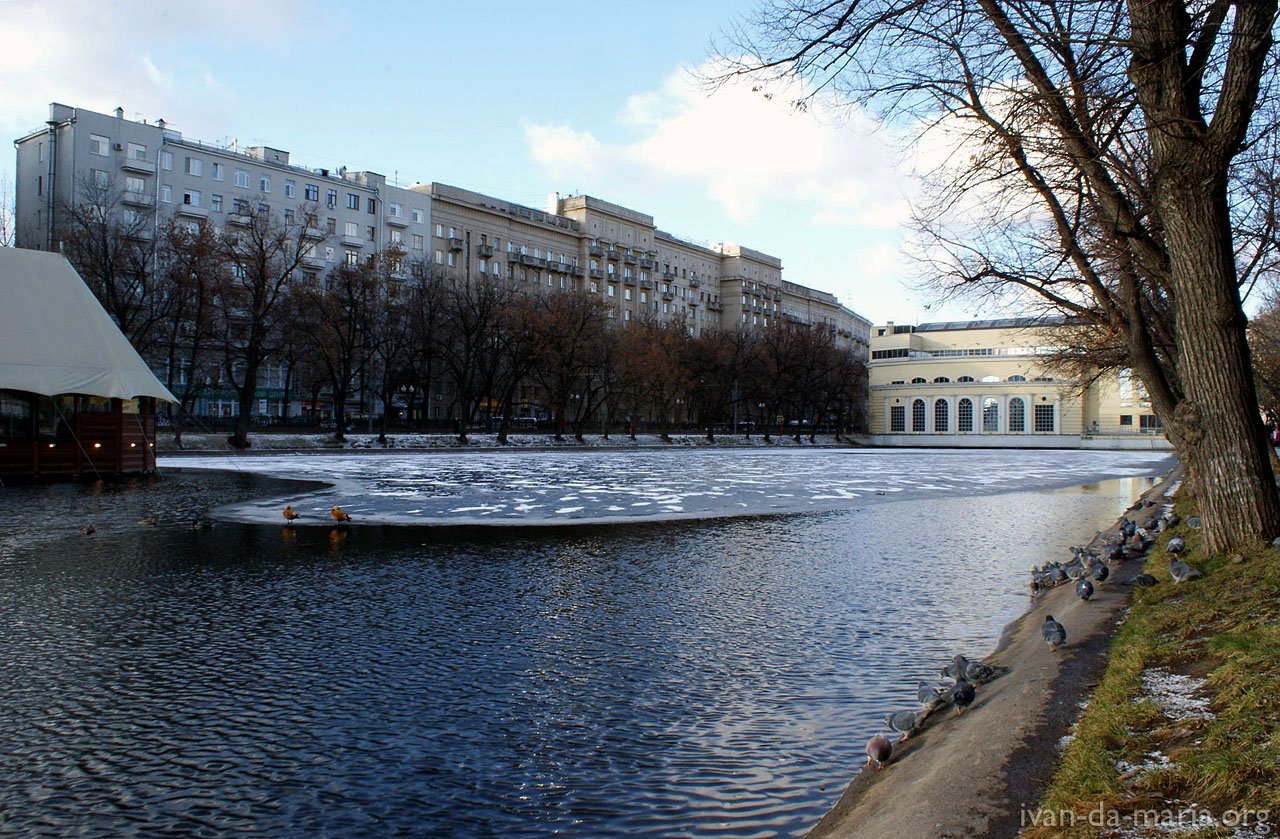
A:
0,248,177,402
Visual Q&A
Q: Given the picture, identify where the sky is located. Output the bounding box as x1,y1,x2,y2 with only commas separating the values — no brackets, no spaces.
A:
0,0,991,325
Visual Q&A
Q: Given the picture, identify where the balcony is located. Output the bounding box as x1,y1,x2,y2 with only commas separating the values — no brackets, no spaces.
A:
303,256,326,270
121,191,154,208
688,299,699,306
588,245,604,257
176,203,208,219
622,251,637,264
228,213,253,227
707,301,724,312
385,213,409,228
303,226,325,241
121,157,156,175
341,234,365,248
606,248,621,261
640,279,653,290
589,268,604,280
623,276,636,286
639,257,656,269
689,278,700,288
662,291,675,301
662,271,676,281
447,237,464,252
477,243,495,258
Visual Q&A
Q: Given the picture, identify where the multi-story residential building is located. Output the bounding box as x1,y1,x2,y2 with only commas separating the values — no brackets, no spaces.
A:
14,102,871,419
867,317,1172,448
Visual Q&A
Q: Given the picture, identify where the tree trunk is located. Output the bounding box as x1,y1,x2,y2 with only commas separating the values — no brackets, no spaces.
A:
1163,174,1280,552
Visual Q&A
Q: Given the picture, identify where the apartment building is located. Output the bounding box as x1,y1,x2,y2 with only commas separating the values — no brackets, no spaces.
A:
868,317,1171,449
13,102,871,418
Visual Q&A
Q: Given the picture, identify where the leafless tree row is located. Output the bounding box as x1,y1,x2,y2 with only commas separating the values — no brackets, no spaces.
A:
52,183,867,449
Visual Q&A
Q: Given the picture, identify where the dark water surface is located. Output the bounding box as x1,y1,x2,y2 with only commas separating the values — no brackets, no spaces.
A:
0,456,1163,837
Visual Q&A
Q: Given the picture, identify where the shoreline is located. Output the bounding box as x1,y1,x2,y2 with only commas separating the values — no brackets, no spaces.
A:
807,467,1179,838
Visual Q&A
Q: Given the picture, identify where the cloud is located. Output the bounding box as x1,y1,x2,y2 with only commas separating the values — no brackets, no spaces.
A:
523,59,914,229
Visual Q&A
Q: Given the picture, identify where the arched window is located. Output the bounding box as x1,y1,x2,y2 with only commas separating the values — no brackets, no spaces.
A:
1008,397,1026,432
958,398,973,432
933,376,951,383
981,375,1000,383
934,398,950,432
1007,374,1027,382
957,375,975,383
912,398,926,432
911,377,928,384
982,397,1000,431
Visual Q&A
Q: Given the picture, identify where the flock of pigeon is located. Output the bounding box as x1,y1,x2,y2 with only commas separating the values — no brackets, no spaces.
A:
864,498,1203,773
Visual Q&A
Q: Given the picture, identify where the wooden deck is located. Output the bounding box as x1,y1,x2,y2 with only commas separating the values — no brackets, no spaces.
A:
0,396,158,479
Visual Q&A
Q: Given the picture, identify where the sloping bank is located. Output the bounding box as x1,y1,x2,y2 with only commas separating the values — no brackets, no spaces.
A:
809,473,1189,839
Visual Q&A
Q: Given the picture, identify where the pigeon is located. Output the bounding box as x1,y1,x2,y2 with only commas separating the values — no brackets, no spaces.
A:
283,505,301,522
1042,615,1067,651
917,680,945,708
950,677,976,716
941,654,970,681
1123,573,1159,587
1076,578,1094,602
865,734,892,770
1106,545,1125,562
886,710,923,741
1091,563,1110,583
1163,513,1180,528
1064,559,1086,581
1187,516,1202,530
1169,558,1202,583
1167,536,1186,554
330,505,353,523
963,660,999,683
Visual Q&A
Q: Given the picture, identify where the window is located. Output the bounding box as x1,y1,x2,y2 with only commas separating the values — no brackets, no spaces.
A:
325,246,335,262
160,151,174,170
233,197,249,214
1140,414,1163,434
283,208,293,223
447,252,456,267
160,184,172,203
304,183,319,201
284,179,295,198
125,175,145,194
435,250,444,264
981,375,1000,383
935,399,949,432
624,288,632,301
346,193,359,209
389,202,401,217
345,250,359,266
211,161,224,180
910,377,927,384
89,134,109,156
890,405,906,432
326,217,337,234
344,221,358,237
389,229,402,244
1034,403,1055,432
957,375,975,383
958,398,973,432
412,208,425,223
449,226,457,238
326,189,338,207
411,233,423,250
367,197,376,214
436,223,444,237
1007,374,1027,382
1119,414,1133,427
367,225,376,241
235,170,249,188
911,398,926,432
1008,397,1026,432
933,376,951,383
211,194,222,212
182,189,201,207
982,397,999,432
185,157,202,176
91,168,110,187
127,142,146,160
259,176,271,193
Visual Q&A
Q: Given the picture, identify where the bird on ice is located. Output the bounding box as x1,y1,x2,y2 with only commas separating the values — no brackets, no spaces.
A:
330,505,353,523
283,505,301,522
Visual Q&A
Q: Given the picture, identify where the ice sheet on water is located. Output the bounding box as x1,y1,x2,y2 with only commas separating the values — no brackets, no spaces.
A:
166,448,1174,527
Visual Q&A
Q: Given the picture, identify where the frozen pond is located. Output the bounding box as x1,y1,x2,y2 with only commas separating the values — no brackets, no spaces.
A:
164,448,1174,525
0,449,1171,836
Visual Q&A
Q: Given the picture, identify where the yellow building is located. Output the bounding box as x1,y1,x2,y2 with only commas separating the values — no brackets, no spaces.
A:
868,318,1170,449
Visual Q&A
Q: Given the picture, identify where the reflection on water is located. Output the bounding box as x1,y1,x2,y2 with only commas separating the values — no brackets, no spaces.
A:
0,458,1162,837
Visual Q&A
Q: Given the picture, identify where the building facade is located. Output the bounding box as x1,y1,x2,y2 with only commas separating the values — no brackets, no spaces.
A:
14,102,871,420
867,317,1170,448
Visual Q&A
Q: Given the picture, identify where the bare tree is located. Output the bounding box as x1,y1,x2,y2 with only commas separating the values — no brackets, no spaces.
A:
215,200,318,448
0,173,14,248
435,272,516,443
723,1,1280,550
297,261,378,442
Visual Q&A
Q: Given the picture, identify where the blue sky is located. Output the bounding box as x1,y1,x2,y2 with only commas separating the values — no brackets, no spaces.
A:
0,0,978,324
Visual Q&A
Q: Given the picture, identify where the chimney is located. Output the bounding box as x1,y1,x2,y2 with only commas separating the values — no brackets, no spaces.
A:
157,118,166,130
115,106,124,119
